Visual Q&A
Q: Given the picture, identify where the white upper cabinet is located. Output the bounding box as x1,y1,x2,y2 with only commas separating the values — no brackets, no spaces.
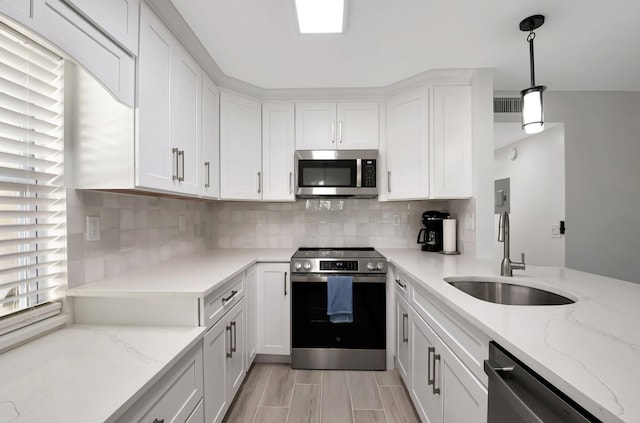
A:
0,0,34,20
201,75,220,199
63,0,139,55
431,85,472,199
171,43,202,196
295,102,378,150
385,88,430,200
220,91,262,200
137,3,175,192
137,3,202,196
262,103,295,201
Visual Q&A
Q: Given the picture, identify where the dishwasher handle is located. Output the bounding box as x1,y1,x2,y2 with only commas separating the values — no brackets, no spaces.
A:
484,360,544,423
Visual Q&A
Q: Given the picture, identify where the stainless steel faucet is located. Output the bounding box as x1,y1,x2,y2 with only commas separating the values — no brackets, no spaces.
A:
498,211,526,276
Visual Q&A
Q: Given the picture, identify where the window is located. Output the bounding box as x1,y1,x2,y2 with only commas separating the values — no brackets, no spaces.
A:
0,23,65,337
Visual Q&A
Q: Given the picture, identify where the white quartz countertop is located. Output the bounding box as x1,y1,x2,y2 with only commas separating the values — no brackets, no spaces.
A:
378,248,640,423
0,324,205,423
67,248,295,298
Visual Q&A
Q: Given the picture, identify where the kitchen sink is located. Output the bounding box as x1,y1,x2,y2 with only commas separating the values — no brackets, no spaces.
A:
444,277,575,306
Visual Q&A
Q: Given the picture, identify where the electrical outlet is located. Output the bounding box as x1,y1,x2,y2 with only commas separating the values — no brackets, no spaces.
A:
465,214,475,230
178,215,186,232
551,225,561,238
86,216,100,241
392,213,401,226
257,212,266,226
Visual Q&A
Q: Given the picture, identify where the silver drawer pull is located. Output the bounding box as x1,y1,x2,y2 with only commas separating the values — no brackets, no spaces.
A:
231,321,237,353
402,313,408,343
172,148,179,181
153,419,164,423
221,290,238,305
395,279,406,290
226,325,232,358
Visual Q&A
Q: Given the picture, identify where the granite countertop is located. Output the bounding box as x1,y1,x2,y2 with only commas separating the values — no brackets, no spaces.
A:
67,248,296,298
378,248,640,423
0,325,205,423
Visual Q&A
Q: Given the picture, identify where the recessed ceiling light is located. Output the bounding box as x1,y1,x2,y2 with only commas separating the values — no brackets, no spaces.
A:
294,0,345,34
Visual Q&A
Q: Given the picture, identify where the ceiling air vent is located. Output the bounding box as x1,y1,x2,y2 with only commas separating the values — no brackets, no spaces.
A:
494,97,522,113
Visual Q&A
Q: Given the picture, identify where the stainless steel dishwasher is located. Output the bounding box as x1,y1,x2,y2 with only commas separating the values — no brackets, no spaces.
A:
484,342,601,423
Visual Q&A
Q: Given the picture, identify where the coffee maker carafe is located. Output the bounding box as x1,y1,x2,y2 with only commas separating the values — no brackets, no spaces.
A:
417,211,449,252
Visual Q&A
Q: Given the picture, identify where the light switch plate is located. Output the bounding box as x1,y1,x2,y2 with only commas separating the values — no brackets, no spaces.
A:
86,216,100,241
178,215,186,232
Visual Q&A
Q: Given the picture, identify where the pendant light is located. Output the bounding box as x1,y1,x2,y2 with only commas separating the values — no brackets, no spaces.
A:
520,15,546,135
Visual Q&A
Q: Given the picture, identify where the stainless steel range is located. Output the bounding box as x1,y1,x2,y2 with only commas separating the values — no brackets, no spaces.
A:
290,247,387,370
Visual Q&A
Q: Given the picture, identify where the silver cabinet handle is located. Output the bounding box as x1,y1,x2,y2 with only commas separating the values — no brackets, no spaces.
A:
284,271,288,296
331,121,335,143
177,150,185,182
172,148,179,181
433,352,441,395
231,321,237,353
395,279,406,290
387,171,391,193
402,313,408,343
428,346,435,388
257,172,262,193
338,121,343,143
153,419,165,423
289,172,293,194
226,325,232,358
204,161,210,188
221,290,238,305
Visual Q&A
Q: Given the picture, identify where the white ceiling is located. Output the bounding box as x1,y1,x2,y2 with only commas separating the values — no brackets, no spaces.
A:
170,0,640,91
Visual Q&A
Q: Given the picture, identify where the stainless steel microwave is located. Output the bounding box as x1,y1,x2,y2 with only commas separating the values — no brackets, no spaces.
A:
295,150,378,198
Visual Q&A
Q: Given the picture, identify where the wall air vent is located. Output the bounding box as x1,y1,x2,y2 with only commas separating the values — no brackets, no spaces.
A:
494,97,522,113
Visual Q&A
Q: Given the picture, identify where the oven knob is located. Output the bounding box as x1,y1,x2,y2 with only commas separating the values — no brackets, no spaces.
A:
303,262,312,270
367,262,375,271
376,261,385,270
294,262,302,270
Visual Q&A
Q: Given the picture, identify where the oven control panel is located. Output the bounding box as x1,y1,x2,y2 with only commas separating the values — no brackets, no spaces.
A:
291,259,386,274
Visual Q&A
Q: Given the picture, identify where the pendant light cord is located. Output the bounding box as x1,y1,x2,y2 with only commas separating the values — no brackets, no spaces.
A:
528,30,536,87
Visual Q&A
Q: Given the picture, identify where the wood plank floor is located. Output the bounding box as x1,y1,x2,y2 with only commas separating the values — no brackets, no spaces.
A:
223,364,420,423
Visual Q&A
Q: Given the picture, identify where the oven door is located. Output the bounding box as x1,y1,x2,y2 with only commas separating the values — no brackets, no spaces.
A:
291,274,386,351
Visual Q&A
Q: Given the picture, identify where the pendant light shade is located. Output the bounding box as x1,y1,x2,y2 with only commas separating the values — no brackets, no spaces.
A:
520,15,546,134
521,86,546,134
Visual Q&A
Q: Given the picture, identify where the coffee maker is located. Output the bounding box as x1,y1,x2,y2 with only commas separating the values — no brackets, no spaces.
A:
417,211,449,252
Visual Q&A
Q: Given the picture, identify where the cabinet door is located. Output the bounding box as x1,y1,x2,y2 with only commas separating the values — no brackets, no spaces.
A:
385,88,430,200
171,43,202,196
431,85,472,199
201,75,220,199
137,3,174,192
63,0,139,54
256,263,290,355
295,103,337,150
0,0,34,20
410,310,443,423
204,317,229,423
441,348,488,423
226,299,246,399
245,265,257,367
336,102,379,149
262,103,295,201
395,294,411,385
220,92,262,200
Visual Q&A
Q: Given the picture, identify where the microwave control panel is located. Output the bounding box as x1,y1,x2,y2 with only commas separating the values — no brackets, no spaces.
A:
362,160,377,187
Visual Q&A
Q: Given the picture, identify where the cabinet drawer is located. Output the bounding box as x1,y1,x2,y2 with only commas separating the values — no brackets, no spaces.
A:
119,342,204,423
411,282,489,385
203,272,245,329
393,268,411,301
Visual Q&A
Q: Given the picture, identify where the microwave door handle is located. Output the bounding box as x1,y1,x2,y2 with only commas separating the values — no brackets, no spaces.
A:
356,159,362,188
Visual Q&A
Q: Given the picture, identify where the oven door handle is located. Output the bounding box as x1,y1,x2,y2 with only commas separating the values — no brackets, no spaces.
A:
484,360,544,423
291,274,386,283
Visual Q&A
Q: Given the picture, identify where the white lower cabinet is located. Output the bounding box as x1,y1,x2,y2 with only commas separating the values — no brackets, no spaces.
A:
245,264,258,366
117,342,204,423
204,298,246,423
410,309,487,423
395,291,411,385
256,263,290,355
392,264,488,423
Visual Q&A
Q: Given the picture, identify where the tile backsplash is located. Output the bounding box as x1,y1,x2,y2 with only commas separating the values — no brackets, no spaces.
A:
66,190,211,288
210,199,448,249
67,191,474,287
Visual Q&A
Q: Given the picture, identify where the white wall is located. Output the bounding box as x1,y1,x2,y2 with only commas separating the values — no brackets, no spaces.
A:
494,124,565,266
496,91,640,283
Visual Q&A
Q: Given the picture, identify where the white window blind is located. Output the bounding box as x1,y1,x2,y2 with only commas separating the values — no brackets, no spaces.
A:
0,24,65,328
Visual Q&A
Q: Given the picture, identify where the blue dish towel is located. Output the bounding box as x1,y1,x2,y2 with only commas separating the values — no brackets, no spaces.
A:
327,276,353,323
